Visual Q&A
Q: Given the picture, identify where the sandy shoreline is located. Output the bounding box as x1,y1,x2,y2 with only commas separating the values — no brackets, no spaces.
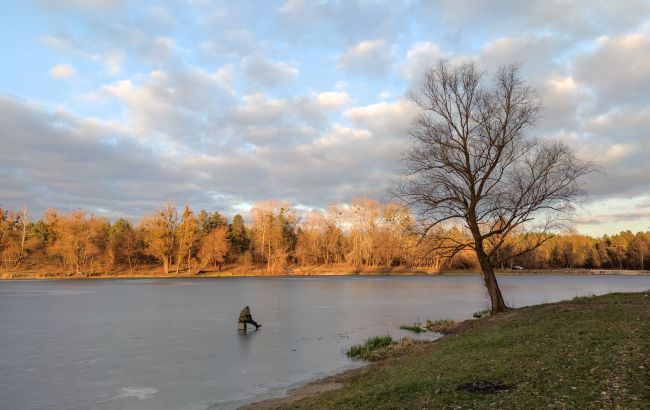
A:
238,373,353,409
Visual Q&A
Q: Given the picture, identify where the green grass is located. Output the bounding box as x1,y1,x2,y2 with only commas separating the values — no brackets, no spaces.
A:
399,324,424,333
289,291,650,409
346,335,393,360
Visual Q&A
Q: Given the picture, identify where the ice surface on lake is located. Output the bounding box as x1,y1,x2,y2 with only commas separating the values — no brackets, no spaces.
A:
1,275,649,409
112,387,158,400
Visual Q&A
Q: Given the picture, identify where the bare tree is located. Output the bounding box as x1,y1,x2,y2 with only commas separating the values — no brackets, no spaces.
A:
250,201,297,274
176,205,199,275
18,206,28,264
345,198,379,268
394,61,594,313
49,210,109,276
196,227,229,273
140,204,178,274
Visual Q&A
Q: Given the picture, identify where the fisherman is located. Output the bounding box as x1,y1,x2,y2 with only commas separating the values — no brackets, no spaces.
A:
238,306,261,330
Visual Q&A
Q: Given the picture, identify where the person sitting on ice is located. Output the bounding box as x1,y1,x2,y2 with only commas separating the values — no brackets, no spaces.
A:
238,306,261,330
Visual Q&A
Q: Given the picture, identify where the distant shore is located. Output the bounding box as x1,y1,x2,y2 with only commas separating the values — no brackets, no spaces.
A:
1,266,649,280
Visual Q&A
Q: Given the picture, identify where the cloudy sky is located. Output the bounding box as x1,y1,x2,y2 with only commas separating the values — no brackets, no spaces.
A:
1,0,650,236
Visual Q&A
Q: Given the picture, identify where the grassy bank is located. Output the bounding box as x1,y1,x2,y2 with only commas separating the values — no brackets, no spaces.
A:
269,291,650,409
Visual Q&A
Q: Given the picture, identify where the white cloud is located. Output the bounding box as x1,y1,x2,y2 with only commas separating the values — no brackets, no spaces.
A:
40,35,78,52
576,195,650,235
337,40,392,75
475,35,566,80
422,0,650,41
603,144,633,164
225,93,327,146
316,125,371,146
41,33,128,76
345,100,416,137
103,50,125,75
575,34,650,107
568,107,650,199
102,67,233,147
0,94,201,218
403,42,444,81
229,93,288,125
539,76,583,132
49,63,76,79
547,76,577,94
317,91,351,108
150,37,175,60
213,64,236,93
584,108,650,140
241,55,298,88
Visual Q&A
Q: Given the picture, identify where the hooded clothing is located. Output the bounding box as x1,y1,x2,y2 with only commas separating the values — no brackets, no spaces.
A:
238,306,252,323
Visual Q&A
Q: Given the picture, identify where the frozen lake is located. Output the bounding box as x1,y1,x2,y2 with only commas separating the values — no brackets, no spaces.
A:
1,274,649,409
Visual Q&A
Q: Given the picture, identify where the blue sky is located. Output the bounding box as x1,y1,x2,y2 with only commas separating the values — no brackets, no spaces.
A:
2,0,650,236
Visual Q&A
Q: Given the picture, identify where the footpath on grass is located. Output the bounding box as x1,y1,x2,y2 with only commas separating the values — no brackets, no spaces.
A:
245,291,650,409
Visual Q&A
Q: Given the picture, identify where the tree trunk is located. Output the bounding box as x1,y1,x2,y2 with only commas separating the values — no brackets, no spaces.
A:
476,248,508,314
19,206,27,264
641,247,644,270
187,247,192,275
163,256,169,274
469,220,508,313
176,244,182,275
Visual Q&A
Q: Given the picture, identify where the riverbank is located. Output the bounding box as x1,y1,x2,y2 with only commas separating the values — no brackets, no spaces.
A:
245,291,650,409
2,266,648,280
0,265,431,280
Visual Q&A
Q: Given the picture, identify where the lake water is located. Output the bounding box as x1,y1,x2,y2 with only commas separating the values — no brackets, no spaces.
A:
1,274,649,409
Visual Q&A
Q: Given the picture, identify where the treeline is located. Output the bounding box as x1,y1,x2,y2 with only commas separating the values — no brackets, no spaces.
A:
0,199,648,276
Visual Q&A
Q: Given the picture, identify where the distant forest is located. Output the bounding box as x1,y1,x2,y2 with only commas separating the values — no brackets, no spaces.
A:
0,199,648,276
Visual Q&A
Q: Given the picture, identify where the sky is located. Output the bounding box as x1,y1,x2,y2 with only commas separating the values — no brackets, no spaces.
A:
1,0,650,236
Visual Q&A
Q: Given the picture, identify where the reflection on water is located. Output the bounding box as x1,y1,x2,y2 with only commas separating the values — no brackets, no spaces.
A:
0,275,649,409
